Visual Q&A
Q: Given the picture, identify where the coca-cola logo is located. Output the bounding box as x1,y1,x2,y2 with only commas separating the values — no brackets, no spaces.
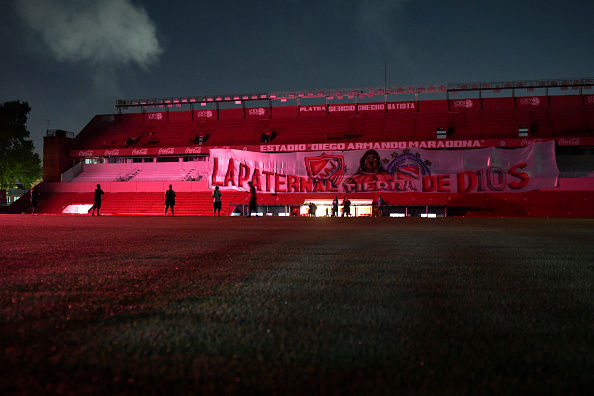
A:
558,138,581,146
147,113,163,120
132,149,148,155
185,147,202,154
104,149,120,156
521,139,546,146
78,150,94,157
248,108,266,116
101,115,115,122
452,99,473,108
519,97,540,106
158,148,175,155
587,95,594,104
196,110,213,118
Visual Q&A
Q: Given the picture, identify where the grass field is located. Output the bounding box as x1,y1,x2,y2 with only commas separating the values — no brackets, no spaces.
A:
1,215,592,395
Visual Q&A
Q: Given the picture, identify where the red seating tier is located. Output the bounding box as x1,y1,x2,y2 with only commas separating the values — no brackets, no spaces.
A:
69,94,594,151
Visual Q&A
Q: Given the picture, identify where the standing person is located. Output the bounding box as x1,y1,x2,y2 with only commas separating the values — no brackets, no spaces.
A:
376,195,385,217
91,184,104,216
332,196,339,217
165,184,176,216
30,186,39,215
344,197,351,217
247,181,257,217
308,202,317,217
212,186,222,216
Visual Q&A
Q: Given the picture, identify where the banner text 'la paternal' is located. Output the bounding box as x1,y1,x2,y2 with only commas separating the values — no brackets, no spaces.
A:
209,142,558,194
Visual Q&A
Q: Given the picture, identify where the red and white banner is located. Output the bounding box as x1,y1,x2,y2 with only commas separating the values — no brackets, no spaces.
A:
209,142,558,193
69,136,594,158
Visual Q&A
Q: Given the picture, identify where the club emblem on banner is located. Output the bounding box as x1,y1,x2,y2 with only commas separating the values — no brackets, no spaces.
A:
386,151,432,179
305,153,345,186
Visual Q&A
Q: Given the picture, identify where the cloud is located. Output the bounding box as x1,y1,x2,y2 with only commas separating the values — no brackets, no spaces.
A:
15,0,162,68
354,0,410,51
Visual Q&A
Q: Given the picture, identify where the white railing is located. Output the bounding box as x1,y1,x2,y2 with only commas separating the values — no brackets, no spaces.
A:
67,161,209,183
60,162,84,182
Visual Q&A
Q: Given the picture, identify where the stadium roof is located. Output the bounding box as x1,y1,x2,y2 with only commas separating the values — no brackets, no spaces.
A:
116,77,594,110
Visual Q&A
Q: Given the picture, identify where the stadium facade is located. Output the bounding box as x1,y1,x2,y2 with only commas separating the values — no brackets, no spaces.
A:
35,78,594,217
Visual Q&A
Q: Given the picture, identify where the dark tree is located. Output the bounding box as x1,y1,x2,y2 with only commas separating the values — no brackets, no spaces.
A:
0,101,42,192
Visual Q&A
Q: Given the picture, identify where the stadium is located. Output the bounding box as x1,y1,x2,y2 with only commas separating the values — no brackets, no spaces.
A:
18,77,594,217
3,78,594,394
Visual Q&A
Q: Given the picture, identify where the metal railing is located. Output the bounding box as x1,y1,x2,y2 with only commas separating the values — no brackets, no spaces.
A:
116,78,593,110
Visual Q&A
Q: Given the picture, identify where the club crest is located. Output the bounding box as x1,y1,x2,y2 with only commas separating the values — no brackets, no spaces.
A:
386,152,431,179
304,153,345,186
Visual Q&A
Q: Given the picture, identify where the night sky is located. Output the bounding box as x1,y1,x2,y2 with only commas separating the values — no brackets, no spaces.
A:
1,0,593,158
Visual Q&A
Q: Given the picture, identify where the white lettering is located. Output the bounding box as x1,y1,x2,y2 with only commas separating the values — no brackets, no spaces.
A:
521,139,544,147
328,105,356,112
196,110,213,118
184,147,202,154
147,113,163,120
257,139,486,152
358,104,385,111
388,102,415,110
558,138,581,146
519,97,540,106
452,99,473,108
301,105,326,112
248,108,266,116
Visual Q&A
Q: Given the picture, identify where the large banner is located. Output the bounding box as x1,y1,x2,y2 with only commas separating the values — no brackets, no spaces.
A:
209,142,558,194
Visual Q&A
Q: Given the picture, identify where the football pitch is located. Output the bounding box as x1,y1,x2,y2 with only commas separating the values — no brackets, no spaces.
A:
1,215,592,395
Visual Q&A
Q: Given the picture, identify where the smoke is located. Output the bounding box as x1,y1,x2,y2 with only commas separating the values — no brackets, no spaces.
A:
15,0,162,69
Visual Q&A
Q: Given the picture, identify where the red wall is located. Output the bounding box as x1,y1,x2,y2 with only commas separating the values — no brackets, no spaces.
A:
41,178,594,217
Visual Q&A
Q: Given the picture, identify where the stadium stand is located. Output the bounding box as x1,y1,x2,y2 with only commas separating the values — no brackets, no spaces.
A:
9,78,592,217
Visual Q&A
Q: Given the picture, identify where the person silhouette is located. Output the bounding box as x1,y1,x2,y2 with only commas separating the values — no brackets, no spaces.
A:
212,186,222,216
247,181,257,217
165,184,176,216
376,194,385,217
91,184,104,216
332,196,339,217
30,186,39,215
